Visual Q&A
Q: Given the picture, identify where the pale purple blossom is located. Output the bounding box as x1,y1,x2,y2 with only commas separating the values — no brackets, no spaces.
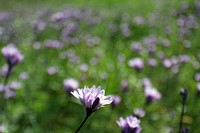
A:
9,81,21,90
110,95,121,108
47,66,58,75
163,59,172,68
195,73,200,81
45,40,63,49
133,108,145,118
63,78,79,93
1,44,24,66
117,116,141,133
71,86,113,113
0,84,5,92
145,87,161,104
19,72,29,80
147,58,157,67
79,64,88,72
128,58,144,71
0,64,8,77
142,78,151,88
120,79,129,92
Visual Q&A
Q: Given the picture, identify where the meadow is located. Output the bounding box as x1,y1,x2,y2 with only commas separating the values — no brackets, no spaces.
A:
0,0,200,133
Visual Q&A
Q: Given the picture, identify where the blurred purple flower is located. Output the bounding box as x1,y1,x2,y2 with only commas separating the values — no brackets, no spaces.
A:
179,55,190,63
1,44,24,66
45,40,63,49
0,64,9,77
142,78,151,88
196,75,200,83
117,116,141,133
120,79,129,92
19,72,29,80
147,58,157,67
47,66,58,75
133,108,145,118
163,59,172,68
71,86,113,113
0,84,5,92
145,87,161,104
0,124,5,133
9,81,21,90
130,42,142,53
110,95,121,108
4,88,15,99
79,64,88,72
63,78,79,93
128,58,144,71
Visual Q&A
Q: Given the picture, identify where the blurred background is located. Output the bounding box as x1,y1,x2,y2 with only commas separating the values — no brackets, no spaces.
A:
0,0,200,132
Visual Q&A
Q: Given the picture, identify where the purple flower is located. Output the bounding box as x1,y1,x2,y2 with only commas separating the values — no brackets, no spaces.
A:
63,78,79,93
133,108,145,118
145,87,161,104
128,58,144,71
110,95,121,108
71,86,113,113
45,40,63,49
47,66,58,75
117,116,141,133
147,58,157,67
1,44,24,66
142,78,151,88
120,79,129,92
9,81,21,90
163,59,172,68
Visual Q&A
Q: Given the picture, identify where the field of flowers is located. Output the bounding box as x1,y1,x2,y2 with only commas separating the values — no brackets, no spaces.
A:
1,0,200,133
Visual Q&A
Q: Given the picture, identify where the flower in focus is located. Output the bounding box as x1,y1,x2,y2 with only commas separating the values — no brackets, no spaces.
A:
117,116,141,133
63,78,79,93
1,44,24,66
71,85,113,114
145,86,161,104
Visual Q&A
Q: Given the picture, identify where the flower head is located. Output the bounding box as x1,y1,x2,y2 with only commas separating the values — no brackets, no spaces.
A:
128,58,144,71
71,85,113,114
117,116,141,133
1,44,23,66
110,95,121,108
145,86,161,104
63,78,79,93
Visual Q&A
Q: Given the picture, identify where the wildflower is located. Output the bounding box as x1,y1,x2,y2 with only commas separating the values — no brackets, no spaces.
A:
145,87,161,104
47,66,58,75
1,44,23,67
72,86,113,133
120,79,129,92
71,85,112,114
110,95,121,108
63,78,79,93
133,108,145,118
117,116,141,133
128,58,144,71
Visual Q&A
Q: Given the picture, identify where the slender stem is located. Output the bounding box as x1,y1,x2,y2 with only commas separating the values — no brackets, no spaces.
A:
178,100,186,133
179,92,187,133
75,114,90,133
3,65,12,87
